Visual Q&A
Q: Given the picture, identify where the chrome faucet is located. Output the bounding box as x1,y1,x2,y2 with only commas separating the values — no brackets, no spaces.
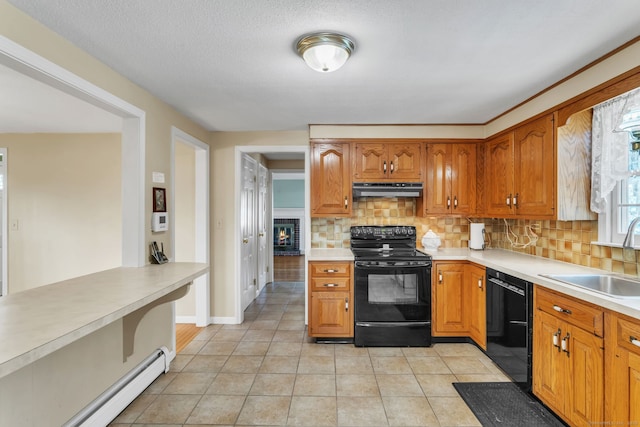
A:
623,216,640,248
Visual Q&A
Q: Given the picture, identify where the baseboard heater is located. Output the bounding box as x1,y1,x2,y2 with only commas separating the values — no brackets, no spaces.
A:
63,346,170,427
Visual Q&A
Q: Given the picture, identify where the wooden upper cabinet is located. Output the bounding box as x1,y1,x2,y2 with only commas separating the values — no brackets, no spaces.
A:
485,113,556,218
425,143,476,215
513,113,555,217
353,142,422,182
310,142,351,217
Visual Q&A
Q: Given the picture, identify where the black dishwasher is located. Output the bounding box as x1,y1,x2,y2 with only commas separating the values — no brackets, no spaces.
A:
485,267,533,391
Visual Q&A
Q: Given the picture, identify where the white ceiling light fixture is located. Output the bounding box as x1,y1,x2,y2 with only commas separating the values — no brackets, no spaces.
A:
296,32,355,73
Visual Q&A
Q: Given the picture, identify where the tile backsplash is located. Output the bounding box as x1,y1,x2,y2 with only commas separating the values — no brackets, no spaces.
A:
310,197,640,276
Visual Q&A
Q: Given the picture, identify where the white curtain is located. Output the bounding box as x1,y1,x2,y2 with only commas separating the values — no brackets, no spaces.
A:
591,88,640,213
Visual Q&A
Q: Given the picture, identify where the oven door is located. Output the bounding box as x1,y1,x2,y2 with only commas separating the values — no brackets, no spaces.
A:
354,261,431,322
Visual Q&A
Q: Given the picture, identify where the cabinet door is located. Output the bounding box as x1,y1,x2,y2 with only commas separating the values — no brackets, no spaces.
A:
533,310,564,416
467,264,486,349
451,144,477,214
388,143,422,180
566,325,604,426
629,352,640,425
309,291,351,336
513,113,555,217
310,142,351,217
425,144,451,214
486,133,515,216
353,143,387,181
433,263,467,335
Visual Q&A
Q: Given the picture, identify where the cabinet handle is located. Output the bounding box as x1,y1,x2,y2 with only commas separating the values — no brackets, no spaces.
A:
630,336,640,348
506,194,512,208
344,196,348,209
553,328,562,351
242,238,249,244
513,193,519,208
323,283,338,287
454,196,458,208
553,305,572,315
561,332,570,357
447,196,451,208
383,161,387,173
323,269,338,273
438,271,443,284
258,233,264,237
478,278,483,289
345,297,349,311
390,162,394,174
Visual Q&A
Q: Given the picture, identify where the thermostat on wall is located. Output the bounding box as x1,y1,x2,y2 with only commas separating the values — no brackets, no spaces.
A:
152,212,168,232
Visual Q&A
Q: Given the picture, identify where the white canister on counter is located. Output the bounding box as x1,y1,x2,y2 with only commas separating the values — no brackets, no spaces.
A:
421,229,441,251
469,223,485,250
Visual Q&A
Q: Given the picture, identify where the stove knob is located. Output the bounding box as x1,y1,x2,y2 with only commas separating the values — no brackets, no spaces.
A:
407,228,414,235
352,228,360,236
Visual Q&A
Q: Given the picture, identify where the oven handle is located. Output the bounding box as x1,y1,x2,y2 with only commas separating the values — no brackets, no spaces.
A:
355,261,432,268
487,277,525,296
356,321,431,327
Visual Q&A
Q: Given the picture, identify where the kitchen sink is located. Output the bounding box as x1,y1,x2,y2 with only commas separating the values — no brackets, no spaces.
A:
540,274,640,298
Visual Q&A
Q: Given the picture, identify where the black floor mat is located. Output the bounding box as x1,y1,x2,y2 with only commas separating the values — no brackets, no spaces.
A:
453,382,566,426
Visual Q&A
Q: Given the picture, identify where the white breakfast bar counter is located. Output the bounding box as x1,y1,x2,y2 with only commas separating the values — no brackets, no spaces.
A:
0,262,209,379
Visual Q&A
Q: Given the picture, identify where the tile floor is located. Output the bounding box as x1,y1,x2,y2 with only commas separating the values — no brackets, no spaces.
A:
110,281,511,426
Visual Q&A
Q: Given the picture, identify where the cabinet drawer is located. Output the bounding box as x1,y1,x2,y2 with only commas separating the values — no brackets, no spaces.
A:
535,286,604,336
310,262,351,277
617,316,640,355
311,277,350,291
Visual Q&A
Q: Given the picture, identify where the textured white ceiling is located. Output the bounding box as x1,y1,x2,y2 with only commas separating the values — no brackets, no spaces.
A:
5,0,640,132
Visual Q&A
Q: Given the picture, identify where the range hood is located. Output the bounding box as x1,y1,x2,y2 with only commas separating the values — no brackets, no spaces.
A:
352,182,423,198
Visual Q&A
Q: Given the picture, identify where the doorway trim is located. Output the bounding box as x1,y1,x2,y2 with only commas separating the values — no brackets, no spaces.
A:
0,35,146,268
234,146,310,324
171,127,210,326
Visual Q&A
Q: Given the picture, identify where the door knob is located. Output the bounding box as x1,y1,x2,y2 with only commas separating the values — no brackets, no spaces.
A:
243,238,249,244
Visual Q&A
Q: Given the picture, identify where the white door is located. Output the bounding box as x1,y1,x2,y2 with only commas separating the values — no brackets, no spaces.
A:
241,154,258,310
257,164,269,292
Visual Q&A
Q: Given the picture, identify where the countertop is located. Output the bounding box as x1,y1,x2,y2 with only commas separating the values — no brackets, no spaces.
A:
308,247,640,320
0,262,209,378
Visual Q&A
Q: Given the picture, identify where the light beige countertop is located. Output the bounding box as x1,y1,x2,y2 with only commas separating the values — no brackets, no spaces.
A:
0,262,209,378
307,248,354,261
421,247,640,320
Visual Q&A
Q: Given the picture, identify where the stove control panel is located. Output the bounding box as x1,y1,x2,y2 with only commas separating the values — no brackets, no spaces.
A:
351,225,416,240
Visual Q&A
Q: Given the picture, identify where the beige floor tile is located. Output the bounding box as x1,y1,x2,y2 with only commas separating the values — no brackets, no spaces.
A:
221,355,264,373
401,347,439,357
163,371,216,394
250,319,280,330
406,356,452,374
194,324,223,340
293,374,336,396
259,356,300,374
383,396,439,426
222,321,253,330
285,305,305,313
415,374,460,397
334,345,369,357
249,373,296,395
281,312,305,321
442,356,493,375
297,355,335,374
255,311,284,321
337,396,388,426
336,374,380,397
233,341,271,356
179,339,207,355
301,343,335,356
277,320,306,331
168,354,193,372
455,373,512,382
288,396,337,426
135,394,201,424
370,356,413,374
212,329,248,342
185,394,246,425
111,393,157,423
433,343,484,357
206,373,256,395
272,330,306,342
236,395,291,425
429,396,482,426
143,372,177,394
376,374,424,396
267,341,302,357
335,356,373,374
261,304,288,312
368,347,404,357
242,329,276,342
182,355,229,373
198,341,238,356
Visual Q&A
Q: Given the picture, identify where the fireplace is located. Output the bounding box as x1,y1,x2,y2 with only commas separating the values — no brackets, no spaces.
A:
274,218,300,256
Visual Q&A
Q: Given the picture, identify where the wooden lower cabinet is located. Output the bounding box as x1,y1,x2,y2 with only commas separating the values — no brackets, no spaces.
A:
533,286,604,426
605,312,640,425
432,261,486,349
308,261,353,338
